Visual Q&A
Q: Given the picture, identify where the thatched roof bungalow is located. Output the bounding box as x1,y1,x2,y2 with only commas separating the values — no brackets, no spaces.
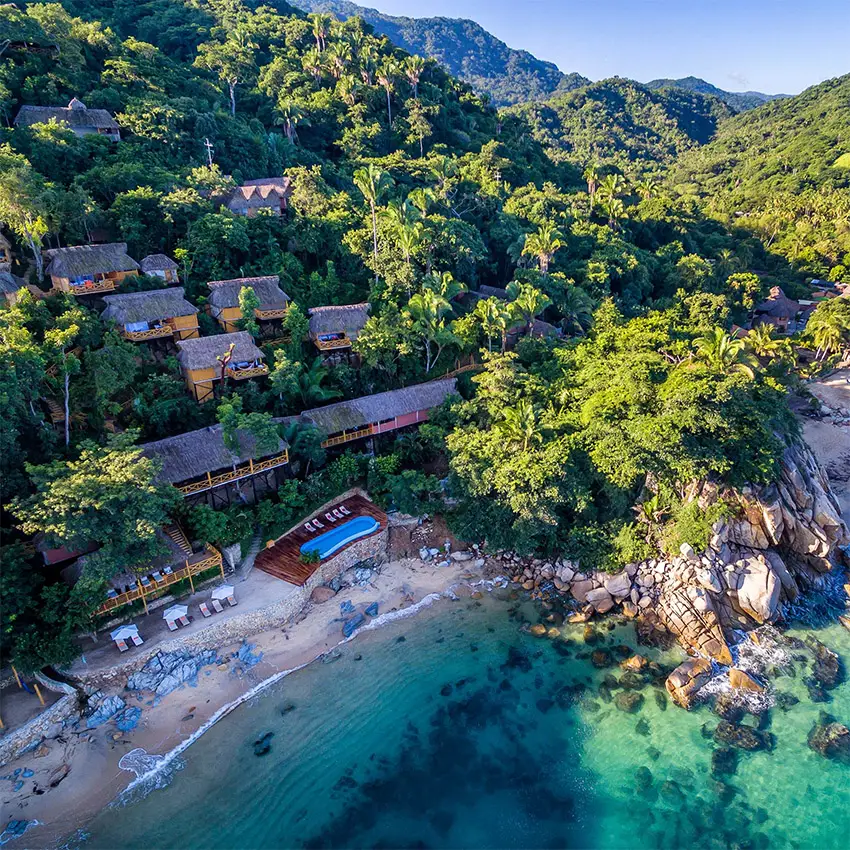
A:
176,331,268,402
207,276,291,332
754,286,801,332
221,177,292,216
101,288,199,341
0,270,26,306
140,254,179,283
308,303,369,354
14,98,120,140
43,242,139,295
301,377,457,447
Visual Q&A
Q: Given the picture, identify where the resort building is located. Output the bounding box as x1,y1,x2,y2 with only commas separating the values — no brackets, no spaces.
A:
301,377,458,448
207,276,291,334
0,232,12,268
14,98,121,140
101,288,200,342
141,424,289,508
43,243,139,295
0,270,27,307
308,303,370,361
140,254,180,283
176,331,268,402
220,177,292,217
753,287,802,333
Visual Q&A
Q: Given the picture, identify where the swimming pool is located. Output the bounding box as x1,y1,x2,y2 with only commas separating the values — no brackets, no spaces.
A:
300,515,380,560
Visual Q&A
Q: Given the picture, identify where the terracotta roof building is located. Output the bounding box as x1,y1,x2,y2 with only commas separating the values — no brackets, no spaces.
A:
207,276,291,332
176,331,268,402
101,288,199,342
14,98,120,140
43,242,139,295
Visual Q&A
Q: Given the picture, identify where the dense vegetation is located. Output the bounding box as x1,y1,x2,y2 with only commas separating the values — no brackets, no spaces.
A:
0,0,847,673
645,76,788,113
293,0,589,105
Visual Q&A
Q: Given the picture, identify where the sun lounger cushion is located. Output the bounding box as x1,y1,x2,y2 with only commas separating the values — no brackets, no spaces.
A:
212,599,224,613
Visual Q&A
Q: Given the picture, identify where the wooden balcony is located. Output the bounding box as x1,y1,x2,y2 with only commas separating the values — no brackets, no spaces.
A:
177,451,289,496
255,307,288,320
94,546,223,616
314,334,351,351
68,278,117,295
123,325,174,342
321,425,375,448
226,364,269,380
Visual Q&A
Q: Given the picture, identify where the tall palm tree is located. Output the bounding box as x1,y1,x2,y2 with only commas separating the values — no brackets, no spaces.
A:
424,270,466,304
296,357,342,406
635,176,657,201
692,327,758,378
499,399,541,451
599,173,624,206
376,60,397,125
745,324,791,362
407,288,452,373
353,165,394,282
521,222,563,276
404,55,426,98
358,42,378,85
811,319,844,362
506,281,552,336
302,47,323,80
583,163,599,214
473,296,511,352
276,100,308,143
308,13,330,52
407,187,434,216
602,196,626,230
325,41,351,79
558,286,594,336
336,74,358,106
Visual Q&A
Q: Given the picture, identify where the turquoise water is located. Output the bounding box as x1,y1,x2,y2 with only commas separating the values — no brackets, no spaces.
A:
83,590,850,849
300,516,380,559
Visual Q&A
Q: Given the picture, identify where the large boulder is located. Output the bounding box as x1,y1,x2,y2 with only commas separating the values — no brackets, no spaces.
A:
586,587,615,613
731,556,780,624
807,713,850,763
665,657,713,709
310,586,337,604
603,572,632,599
570,579,594,603
657,584,733,664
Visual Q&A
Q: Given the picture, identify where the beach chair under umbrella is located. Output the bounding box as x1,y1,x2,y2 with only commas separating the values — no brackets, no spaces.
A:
111,624,141,652
162,603,189,630
212,584,237,607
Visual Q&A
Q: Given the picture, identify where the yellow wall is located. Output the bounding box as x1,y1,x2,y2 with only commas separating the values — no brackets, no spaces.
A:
183,366,217,402
171,313,200,340
214,306,242,333
50,269,138,293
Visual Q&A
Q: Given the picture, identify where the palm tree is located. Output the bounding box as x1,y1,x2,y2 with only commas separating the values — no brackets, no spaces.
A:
810,319,844,362
359,42,378,85
521,222,563,276
635,176,657,201
692,327,758,378
309,13,330,52
598,173,624,206
558,286,594,336
745,324,791,362
506,281,552,336
583,163,599,214
276,100,308,143
404,55,426,99
602,196,626,230
407,187,434,216
336,74,358,106
473,297,511,352
424,270,466,304
407,288,453,373
499,399,541,451
296,357,342,406
353,165,394,281
325,41,351,79
302,47,323,80
376,60,397,125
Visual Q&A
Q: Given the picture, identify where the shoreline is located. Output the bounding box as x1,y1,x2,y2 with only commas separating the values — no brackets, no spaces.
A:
0,558,482,848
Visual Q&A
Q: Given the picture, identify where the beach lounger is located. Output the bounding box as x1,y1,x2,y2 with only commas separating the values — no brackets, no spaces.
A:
313,518,325,529
332,509,343,519
166,619,178,631
116,639,128,652
151,571,163,583
107,588,118,598
305,521,315,532
163,566,173,575
338,505,351,516
226,596,237,607
178,615,190,627
131,634,143,646
140,576,151,587
212,599,224,613
325,513,336,522
200,603,212,618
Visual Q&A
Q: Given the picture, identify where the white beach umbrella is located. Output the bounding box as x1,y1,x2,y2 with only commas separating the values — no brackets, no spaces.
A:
110,624,139,641
162,604,188,621
211,585,234,601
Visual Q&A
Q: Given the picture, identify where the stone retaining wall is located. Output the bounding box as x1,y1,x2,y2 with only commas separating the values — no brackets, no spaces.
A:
0,694,78,767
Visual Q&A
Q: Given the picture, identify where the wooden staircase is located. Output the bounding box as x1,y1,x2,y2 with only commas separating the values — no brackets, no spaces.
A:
164,523,193,556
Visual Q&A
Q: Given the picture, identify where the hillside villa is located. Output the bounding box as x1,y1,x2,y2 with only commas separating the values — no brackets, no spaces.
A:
140,253,180,283
308,303,370,361
754,286,804,333
43,243,139,295
207,276,291,333
0,271,27,307
14,98,121,140
176,331,268,402
101,288,200,342
219,177,292,217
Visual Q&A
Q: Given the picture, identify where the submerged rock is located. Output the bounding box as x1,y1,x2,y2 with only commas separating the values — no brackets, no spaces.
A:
728,668,764,693
712,721,773,751
807,712,850,763
615,691,644,713
529,624,547,637
711,746,738,777
665,657,713,710
253,731,274,756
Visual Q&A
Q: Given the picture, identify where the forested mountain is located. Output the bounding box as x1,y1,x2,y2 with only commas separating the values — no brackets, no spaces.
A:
645,76,788,113
507,78,733,174
292,0,588,105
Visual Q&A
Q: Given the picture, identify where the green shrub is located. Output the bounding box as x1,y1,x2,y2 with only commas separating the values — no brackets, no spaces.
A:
613,522,654,566
661,499,734,556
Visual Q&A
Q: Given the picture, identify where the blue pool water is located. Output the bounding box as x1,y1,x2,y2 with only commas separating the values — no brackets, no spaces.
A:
300,515,380,559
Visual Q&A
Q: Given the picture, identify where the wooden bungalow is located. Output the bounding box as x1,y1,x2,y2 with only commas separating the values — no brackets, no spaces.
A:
308,303,369,360
101,288,199,342
140,254,180,283
43,243,139,295
0,271,27,308
207,276,291,334
0,231,12,267
301,377,458,449
220,177,292,217
141,424,289,508
754,286,802,333
176,331,268,402
14,98,121,140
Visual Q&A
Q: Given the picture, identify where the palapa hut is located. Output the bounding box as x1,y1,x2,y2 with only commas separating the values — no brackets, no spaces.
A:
301,377,457,448
141,423,289,507
14,98,121,140
140,254,180,284
101,288,199,342
0,270,27,307
308,303,370,360
220,177,292,216
43,243,139,295
176,331,267,402
207,276,290,333
753,286,801,332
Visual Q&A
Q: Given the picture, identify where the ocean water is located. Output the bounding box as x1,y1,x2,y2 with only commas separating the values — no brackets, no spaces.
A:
82,590,850,850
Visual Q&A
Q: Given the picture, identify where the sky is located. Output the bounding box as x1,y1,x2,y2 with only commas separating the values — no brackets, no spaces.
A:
369,0,850,94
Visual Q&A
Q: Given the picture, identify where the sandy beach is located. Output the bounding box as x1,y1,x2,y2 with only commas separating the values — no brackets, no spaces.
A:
0,557,483,848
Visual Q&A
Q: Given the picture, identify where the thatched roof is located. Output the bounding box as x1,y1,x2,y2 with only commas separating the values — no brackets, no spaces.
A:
476,285,510,300
43,243,139,279
308,303,370,339
101,288,198,325
755,286,800,319
140,254,178,273
222,177,292,211
301,378,457,435
0,232,10,251
14,99,119,130
529,319,563,338
141,424,288,486
0,271,26,296
207,276,290,314
176,331,264,371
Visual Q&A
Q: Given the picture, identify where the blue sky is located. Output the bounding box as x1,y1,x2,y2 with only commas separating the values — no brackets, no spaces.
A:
371,0,849,94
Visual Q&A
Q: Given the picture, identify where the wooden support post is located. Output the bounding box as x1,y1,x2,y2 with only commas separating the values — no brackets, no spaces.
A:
34,683,45,706
188,565,195,594
11,666,22,689
141,585,149,615
0,715,4,729
219,554,225,580
207,471,213,487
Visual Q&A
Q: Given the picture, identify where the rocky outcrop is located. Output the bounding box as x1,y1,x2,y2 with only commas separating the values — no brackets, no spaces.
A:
666,657,713,709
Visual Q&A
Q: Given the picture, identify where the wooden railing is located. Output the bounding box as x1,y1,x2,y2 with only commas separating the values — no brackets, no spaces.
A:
68,279,116,295
45,398,65,424
255,307,288,320
177,451,289,496
94,546,223,616
123,325,174,341
227,364,269,380
314,335,351,351
321,425,374,448
443,363,483,378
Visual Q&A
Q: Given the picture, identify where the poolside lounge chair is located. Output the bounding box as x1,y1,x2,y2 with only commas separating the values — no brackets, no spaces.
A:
332,509,343,519
107,588,118,598
325,513,336,523
151,571,163,583
338,505,351,516
313,518,325,529
116,639,129,652
178,615,190,627
305,521,315,532
166,619,178,631
226,595,237,607
211,599,224,613
140,576,151,587
131,634,143,646
163,566,173,575
200,603,212,618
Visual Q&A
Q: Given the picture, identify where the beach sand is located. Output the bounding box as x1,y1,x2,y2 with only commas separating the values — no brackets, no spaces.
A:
0,557,483,848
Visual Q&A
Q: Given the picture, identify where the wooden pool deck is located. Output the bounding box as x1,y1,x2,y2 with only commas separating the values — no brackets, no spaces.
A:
255,494,388,585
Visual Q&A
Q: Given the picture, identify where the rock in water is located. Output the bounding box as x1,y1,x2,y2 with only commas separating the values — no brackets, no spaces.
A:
728,668,764,692
665,657,713,709
713,721,772,751
529,624,547,637
807,713,850,763
615,691,644,713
